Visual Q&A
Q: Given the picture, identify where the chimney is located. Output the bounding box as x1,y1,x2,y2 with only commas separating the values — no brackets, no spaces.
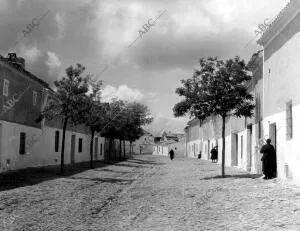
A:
6,53,25,69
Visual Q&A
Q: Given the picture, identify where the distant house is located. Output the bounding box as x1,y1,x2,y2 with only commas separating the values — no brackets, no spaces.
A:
132,129,154,154
152,130,185,157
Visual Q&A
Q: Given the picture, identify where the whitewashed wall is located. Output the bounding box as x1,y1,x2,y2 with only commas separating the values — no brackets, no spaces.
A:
0,121,117,173
186,139,202,158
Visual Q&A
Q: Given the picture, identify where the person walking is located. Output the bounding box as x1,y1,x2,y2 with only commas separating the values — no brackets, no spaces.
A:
210,147,217,163
260,139,276,179
169,149,174,160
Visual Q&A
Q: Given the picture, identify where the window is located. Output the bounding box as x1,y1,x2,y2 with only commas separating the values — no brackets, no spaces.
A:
78,138,83,152
100,144,103,155
286,101,293,140
33,91,37,106
3,79,9,96
241,135,243,158
55,131,59,152
19,132,26,155
258,121,262,139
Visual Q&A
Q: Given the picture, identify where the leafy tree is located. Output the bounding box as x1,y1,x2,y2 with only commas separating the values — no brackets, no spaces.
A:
83,79,103,168
43,64,89,174
99,99,126,160
174,56,255,177
124,102,153,155
100,100,153,159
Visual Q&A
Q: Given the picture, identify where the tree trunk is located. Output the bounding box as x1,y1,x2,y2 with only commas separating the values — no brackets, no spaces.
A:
60,117,68,175
130,141,132,157
108,138,112,161
90,129,95,168
119,139,122,160
123,139,125,158
222,115,226,177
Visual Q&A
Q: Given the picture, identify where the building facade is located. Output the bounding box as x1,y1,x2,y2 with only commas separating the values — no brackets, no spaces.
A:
258,0,300,180
184,51,264,174
0,53,130,173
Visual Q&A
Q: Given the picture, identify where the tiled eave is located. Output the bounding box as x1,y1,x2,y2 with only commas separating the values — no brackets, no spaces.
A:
258,0,300,47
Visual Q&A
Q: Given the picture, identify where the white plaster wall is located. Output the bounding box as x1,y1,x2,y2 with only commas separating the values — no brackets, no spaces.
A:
153,145,164,156
163,146,168,156
202,140,209,160
216,135,231,167
250,124,260,174
186,139,201,158
263,104,300,180
0,121,108,173
237,130,247,170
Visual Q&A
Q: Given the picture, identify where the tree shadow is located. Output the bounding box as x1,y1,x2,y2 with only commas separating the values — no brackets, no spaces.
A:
127,159,166,166
0,159,126,192
68,176,134,184
201,173,262,180
112,163,147,168
97,169,132,174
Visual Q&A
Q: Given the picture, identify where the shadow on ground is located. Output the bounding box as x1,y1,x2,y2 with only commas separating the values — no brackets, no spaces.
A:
0,158,131,192
68,176,134,184
201,173,262,180
126,159,166,166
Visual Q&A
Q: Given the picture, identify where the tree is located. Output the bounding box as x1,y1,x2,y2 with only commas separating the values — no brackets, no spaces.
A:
99,99,126,160
174,56,255,177
123,102,153,155
83,79,103,168
43,64,89,174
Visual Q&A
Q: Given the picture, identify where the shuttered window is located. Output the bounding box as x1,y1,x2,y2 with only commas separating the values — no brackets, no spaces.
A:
55,131,59,152
33,91,37,106
241,135,243,158
19,132,26,155
78,138,83,152
286,101,293,140
3,79,9,96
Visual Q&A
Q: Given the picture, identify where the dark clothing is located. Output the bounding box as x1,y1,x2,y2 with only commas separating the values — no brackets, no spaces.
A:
260,144,276,178
210,148,218,162
169,150,174,160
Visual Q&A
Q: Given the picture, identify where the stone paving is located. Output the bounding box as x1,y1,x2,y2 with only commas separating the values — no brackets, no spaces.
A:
0,154,300,230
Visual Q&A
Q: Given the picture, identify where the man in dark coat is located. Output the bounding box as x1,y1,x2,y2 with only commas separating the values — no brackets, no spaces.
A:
260,139,276,179
169,149,174,160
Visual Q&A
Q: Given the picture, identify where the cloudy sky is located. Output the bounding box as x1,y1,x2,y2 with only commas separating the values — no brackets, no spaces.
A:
0,0,289,134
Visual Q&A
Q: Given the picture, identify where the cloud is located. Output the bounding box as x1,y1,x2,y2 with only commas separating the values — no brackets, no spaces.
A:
46,51,61,76
101,84,159,104
145,113,189,134
102,84,145,102
20,45,42,62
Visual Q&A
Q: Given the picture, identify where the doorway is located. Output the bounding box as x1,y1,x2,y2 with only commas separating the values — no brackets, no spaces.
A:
247,124,253,171
94,137,98,160
70,135,76,164
0,123,2,166
207,140,210,159
269,123,277,177
231,133,238,166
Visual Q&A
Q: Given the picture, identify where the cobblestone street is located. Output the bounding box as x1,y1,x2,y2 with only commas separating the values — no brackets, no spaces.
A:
1,154,300,231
